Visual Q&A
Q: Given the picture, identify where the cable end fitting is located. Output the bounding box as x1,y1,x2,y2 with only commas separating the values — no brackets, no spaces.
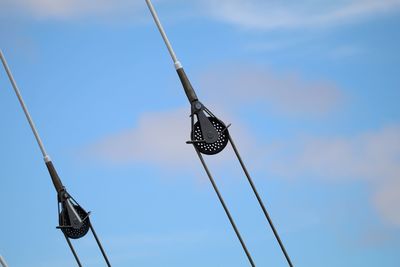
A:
174,61,183,70
44,155,52,163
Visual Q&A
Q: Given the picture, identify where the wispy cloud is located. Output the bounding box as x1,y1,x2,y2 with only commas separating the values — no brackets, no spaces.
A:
82,65,398,228
201,0,400,30
283,126,400,183
1,0,144,20
358,226,399,247
3,0,400,30
83,107,256,170
198,64,343,117
268,125,400,227
84,108,194,167
85,116,400,227
84,65,341,167
373,178,400,227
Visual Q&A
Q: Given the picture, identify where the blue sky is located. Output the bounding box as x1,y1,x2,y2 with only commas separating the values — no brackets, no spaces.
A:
0,0,400,266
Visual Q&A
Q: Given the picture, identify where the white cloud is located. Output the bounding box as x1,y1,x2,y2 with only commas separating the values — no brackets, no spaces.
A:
3,0,400,30
83,108,257,178
84,108,195,167
84,112,400,228
201,0,400,30
82,65,398,227
268,125,400,226
1,0,144,20
84,65,341,167
293,126,400,183
373,179,400,226
85,109,400,227
83,106,256,171
198,65,342,116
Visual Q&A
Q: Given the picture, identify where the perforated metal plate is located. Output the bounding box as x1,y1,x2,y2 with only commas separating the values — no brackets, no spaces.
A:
59,205,90,239
192,117,229,155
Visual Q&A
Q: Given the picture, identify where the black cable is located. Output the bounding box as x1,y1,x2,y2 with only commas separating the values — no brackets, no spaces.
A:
63,234,83,267
194,148,256,267
1,50,113,267
90,224,112,267
229,136,294,267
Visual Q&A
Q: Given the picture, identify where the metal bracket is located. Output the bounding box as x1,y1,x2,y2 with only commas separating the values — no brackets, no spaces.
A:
191,101,219,144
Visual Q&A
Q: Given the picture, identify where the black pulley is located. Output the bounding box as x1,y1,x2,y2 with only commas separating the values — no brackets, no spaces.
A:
145,1,295,266
192,117,229,155
59,205,90,239
1,49,112,267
